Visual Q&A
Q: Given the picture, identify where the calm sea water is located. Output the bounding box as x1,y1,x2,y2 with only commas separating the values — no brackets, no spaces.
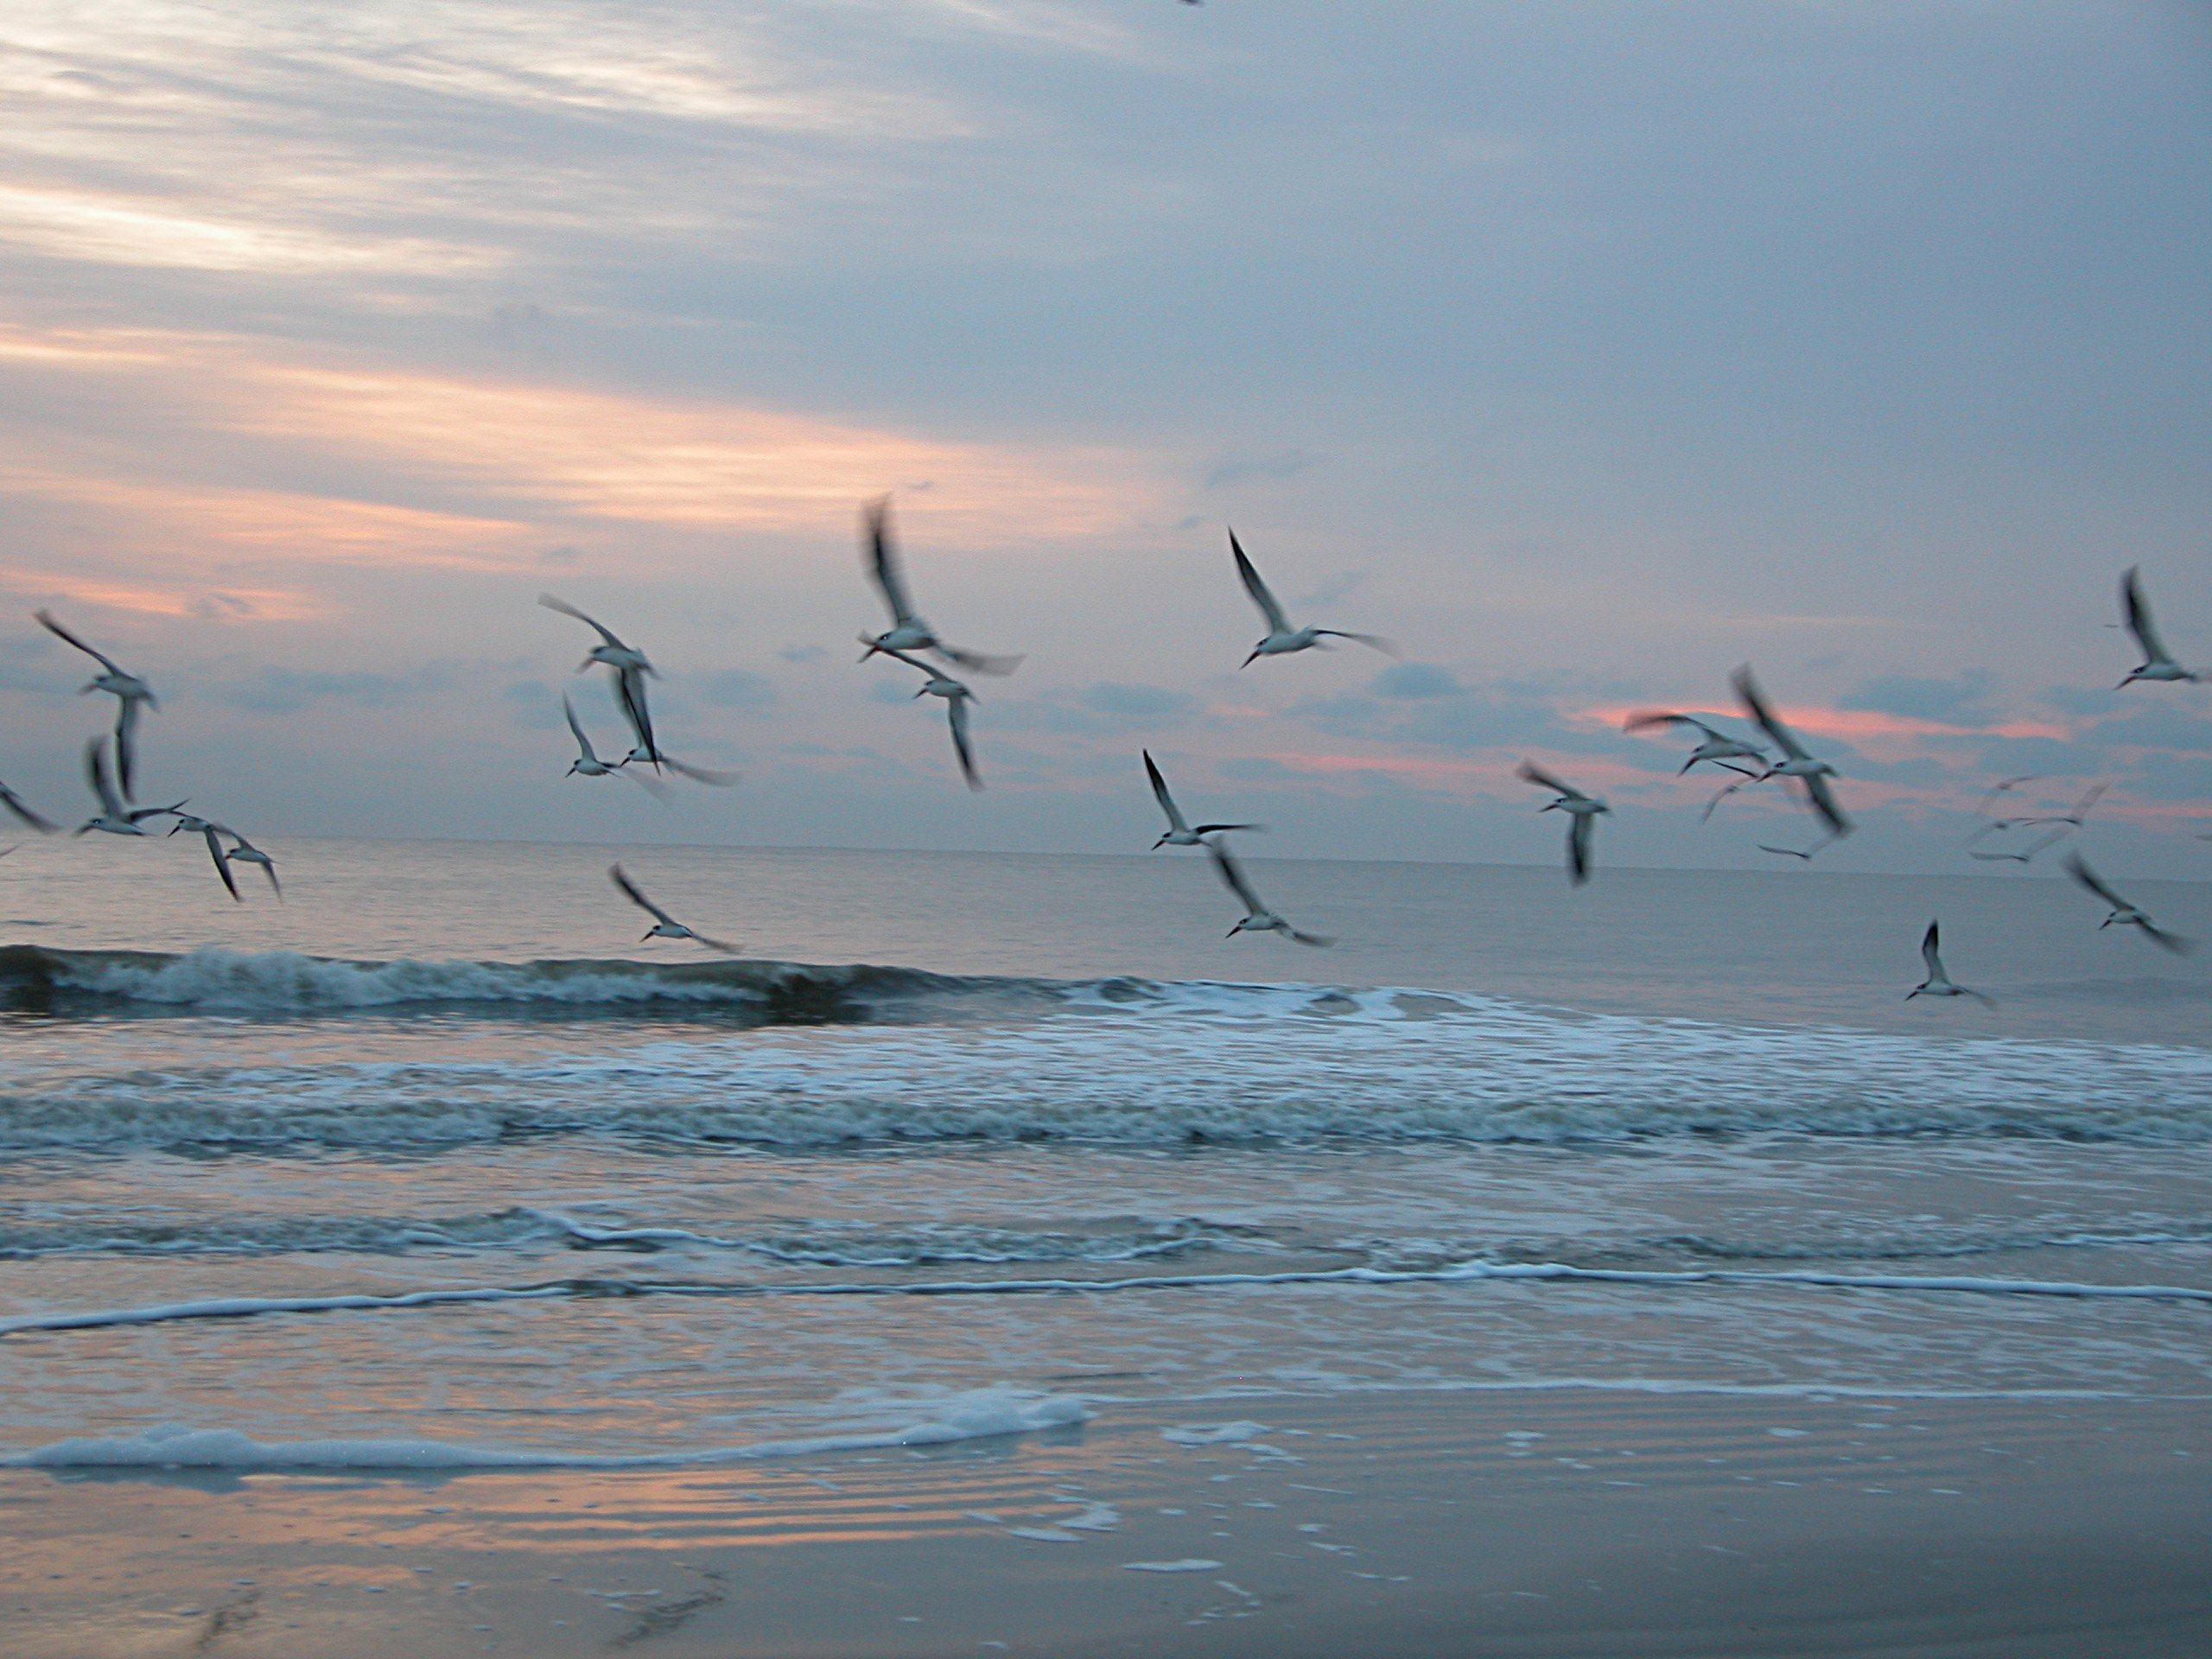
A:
0,836,2208,1471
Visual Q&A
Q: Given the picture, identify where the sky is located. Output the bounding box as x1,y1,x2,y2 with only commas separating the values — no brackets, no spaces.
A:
0,0,2208,876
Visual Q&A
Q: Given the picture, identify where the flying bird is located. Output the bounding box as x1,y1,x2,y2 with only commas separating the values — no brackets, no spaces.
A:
1205,839,1331,945
610,863,736,952
1516,761,1607,885
539,599,734,785
1230,531,1395,667
2021,783,2109,830
74,739,181,837
2115,567,2198,686
538,594,654,678
223,830,282,899
868,642,985,790
2062,852,2193,955
1143,750,1260,849
1968,828,2067,866
1732,666,1853,839
1966,779,2101,850
551,692,690,792
37,610,157,801
539,594,662,770
1973,774,2043,820
562,693,626,779
165,812,241,901
1622,711,1769,776
856,498,1023,677
1908,921,1993,1007
1758,837,1835,862
1700,770,1763,823
0,778,56,835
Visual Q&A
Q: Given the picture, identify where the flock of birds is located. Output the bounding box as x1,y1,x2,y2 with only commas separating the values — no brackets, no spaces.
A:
0,518,2201,996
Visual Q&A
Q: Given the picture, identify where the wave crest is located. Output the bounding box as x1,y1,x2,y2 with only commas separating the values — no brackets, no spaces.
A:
0,943,1046,1020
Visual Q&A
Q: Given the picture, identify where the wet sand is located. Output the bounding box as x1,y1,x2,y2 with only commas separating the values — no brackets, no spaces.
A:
2,1386,2205,1658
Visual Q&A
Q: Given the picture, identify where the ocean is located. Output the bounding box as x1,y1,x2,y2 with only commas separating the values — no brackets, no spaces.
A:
1,836,2208,1653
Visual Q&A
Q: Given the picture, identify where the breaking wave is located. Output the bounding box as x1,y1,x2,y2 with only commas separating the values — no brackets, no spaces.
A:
3,944,2210,1151
0,943,1059,1021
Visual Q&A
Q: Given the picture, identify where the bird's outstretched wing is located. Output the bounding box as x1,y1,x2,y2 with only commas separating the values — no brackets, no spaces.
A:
1567,813,1594,885
203,824,240,901
1313,630,1400,658
947,696,982,791
537,593,626,652
561,692,599,763
1702,774,1758,823
83,736,125,817
1229,531,1290,634
864,498,918,627
1801,772,1853,838
1731,665,1809,761
2139,924,2196,957
0,780,55,834
935,643,1024,677
1192,822,1262,836
1516,760,1578,799
609,863,679,927
35,610,124,676
2120,567,2171,662
1920,921,1943,980
1143,749,1185,830
868,639,938,677
663,757,740,787
1285,928,1334,948
1624,711,1726,741
2062,851,2129,911
1205,837,1265,913
2027,783,2108,826
113,697,143,802
1974,774,2042,817
614,666,658,766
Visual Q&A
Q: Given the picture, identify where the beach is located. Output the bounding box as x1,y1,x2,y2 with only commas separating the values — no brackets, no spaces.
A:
4,1385,2207,1656
1,840,2208,1655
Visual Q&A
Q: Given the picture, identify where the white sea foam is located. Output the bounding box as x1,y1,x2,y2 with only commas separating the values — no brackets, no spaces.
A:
8,1257,2204,1342
6,1389,1090,1471
8,976,2211,1150
1161,1422,1271,1446
0,1207,1255,1270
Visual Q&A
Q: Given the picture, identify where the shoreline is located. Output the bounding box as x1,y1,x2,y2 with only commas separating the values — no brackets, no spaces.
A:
3,1384,2204,1657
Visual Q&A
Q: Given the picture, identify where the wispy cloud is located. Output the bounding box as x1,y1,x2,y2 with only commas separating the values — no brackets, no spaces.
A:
0,320,1166,626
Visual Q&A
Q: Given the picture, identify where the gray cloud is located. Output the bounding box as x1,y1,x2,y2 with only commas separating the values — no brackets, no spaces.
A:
2085,705,2212,755
1287,679,1625,759
1079,681,1195,719
217,668,416,714
1839,672,1998,726
697,669,778,709
1371,663,1462,700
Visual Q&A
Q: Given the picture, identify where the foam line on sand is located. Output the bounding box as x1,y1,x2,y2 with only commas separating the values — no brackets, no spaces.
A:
4,1257,2208,1341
